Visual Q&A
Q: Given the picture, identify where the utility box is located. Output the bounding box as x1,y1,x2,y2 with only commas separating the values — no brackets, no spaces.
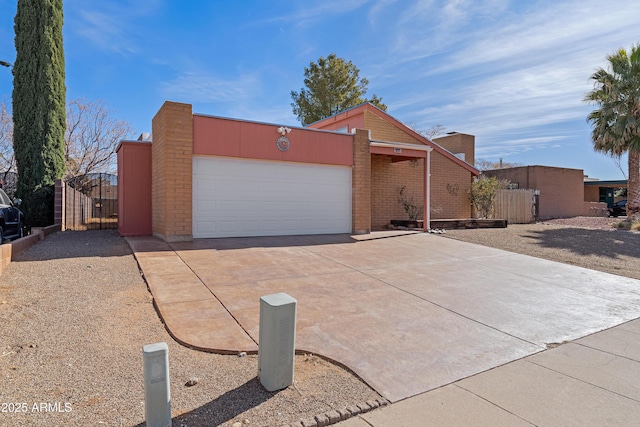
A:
143,342,171,427
258,293,297,392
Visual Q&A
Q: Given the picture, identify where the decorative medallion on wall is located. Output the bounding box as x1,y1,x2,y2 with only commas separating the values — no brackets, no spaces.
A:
277,126,292,152
446,183,460,196
276,135,290,152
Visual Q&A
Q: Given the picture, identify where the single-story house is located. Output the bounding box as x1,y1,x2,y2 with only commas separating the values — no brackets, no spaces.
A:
116,101,479,241
584,179,628,207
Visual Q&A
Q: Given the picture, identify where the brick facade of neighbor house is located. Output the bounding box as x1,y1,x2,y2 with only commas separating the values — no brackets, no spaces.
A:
151,101,193,241
483,165,586,218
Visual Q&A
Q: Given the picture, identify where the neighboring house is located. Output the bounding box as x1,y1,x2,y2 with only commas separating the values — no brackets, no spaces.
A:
584,179,628,208
483,165,609,218
117,101,479,241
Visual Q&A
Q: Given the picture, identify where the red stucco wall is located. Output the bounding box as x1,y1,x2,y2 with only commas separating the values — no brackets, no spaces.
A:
116,141,152,236
193,115,353,166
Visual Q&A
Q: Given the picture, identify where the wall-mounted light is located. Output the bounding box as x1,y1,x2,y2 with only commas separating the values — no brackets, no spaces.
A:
277,126,291,136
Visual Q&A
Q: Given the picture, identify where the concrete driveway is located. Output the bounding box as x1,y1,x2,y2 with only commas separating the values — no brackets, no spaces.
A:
126,232,640,403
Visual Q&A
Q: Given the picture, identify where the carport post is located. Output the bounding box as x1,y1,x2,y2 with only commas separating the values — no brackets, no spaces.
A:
143,342,171,427
258,293,297,391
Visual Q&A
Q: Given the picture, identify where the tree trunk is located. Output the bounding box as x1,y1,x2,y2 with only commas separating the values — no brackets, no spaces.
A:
627,149,640,216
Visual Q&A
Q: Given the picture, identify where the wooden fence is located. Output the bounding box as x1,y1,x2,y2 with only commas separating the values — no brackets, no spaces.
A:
54,176,118,230
493,189,536,224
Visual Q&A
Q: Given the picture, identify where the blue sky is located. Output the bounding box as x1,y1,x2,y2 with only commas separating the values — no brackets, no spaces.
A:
1,0,638,179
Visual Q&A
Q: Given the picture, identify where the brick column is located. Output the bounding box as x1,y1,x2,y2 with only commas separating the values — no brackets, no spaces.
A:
151,101,193,242
352,129,371,234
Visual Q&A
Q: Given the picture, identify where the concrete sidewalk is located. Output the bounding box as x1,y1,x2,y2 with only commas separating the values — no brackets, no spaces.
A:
338,317,640,426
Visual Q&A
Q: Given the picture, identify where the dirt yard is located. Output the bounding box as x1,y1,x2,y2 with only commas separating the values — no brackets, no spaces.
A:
444,216,640,280
0,231,381,427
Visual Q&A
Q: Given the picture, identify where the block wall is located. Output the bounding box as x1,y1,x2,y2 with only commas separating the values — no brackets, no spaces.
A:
484,166,585,218
529,167,584,218
151,101,193,241
584,185,600,202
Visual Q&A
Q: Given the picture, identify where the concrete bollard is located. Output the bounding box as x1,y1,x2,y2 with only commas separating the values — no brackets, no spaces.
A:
143,342,171,427
258,293,297,391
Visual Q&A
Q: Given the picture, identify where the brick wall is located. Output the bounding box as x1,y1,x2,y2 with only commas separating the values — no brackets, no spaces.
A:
433,133,475,166
364,110,423,145
371,155,424,228
430,151,472,219
352,129,371,233
151,101,193,241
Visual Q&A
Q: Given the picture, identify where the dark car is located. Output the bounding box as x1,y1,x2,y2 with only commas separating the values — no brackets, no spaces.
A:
0,188,24,243
608,199,627,217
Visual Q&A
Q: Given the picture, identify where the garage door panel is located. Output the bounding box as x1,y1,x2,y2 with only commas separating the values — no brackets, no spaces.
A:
193,156,351,238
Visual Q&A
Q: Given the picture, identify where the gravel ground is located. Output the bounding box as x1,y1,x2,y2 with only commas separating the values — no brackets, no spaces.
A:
0,230,381,427
444,216,640,280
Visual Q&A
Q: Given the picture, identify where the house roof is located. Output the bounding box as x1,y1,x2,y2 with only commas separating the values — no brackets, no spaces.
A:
584,179,628,186
309,103,480,176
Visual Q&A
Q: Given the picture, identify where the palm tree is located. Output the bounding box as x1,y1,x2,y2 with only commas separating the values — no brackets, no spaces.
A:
585,44,640,217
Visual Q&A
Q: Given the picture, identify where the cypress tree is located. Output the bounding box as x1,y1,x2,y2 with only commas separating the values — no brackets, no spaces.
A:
12,0,66,226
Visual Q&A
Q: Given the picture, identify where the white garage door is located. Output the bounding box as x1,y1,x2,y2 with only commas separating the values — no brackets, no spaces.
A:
193,156,352,238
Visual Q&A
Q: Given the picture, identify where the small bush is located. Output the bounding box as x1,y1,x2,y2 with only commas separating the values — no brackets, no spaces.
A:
468,176,508,219
613,217,640,231
397,186,423,221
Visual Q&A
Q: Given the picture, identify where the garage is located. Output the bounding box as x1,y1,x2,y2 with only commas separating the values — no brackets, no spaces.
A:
192,156,352,238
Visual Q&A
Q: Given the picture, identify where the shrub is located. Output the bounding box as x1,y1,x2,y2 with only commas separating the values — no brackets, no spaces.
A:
468,176,504,219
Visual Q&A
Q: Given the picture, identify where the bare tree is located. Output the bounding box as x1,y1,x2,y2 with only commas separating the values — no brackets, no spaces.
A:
475,158,524,171
611,154,628,179
405,122,446,140
0,99,135,194
65,99,135,191
0,100,16,194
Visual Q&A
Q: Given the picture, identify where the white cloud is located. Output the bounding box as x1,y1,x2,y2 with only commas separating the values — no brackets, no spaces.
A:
160,71,260,104
74,10,139,55
476,136,568,157
252,0,371,28
68,0,164,55
379,0,640,157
